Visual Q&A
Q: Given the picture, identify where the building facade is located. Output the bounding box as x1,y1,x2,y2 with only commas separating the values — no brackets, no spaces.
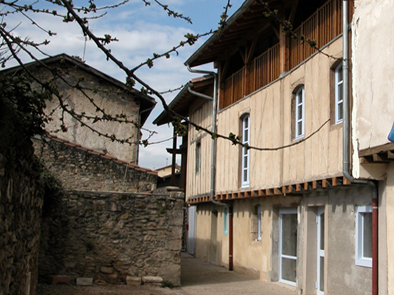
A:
156,0,390,294
5,53,156,164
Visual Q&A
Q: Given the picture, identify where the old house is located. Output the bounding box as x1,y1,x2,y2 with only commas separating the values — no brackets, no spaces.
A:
6,53,156,164
155,0,389,294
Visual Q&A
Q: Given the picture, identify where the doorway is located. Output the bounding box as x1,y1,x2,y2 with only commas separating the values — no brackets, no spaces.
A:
279,208,298,286
316,207,325,294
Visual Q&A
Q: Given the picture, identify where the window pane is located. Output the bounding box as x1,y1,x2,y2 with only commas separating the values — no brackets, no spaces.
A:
282,214,297,256
297,105,303,119
320,213,325,250
337,84,343,101
244,130,249,142
337,65,343,81
363,213,372,258
243,169,248,182
297,122,302,135
243,156,248,168
281,257,296,282
320,257,324,291
337,102,343,121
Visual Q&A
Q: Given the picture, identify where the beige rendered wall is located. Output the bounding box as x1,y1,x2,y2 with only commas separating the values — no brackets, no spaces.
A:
186,99,213,198
194,197,301,281
213,37,344,194
352,0,394,172
43,66,140,163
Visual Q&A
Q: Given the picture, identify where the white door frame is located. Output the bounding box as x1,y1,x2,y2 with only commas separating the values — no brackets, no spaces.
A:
316,207,325,294
279,208,298,286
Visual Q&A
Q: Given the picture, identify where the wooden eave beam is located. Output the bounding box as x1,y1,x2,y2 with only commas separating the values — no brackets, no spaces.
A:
287,0,300,23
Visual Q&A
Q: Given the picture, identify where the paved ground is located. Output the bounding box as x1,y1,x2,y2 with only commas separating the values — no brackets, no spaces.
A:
36,253,297,295
180,253,297,295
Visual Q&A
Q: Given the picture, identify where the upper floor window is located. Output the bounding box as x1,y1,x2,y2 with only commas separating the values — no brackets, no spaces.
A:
241,114,250,187
294,86,305,140
334,63,344,124
195,140,201,174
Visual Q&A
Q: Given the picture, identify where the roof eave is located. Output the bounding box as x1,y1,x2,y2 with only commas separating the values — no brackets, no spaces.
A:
184,0,256,68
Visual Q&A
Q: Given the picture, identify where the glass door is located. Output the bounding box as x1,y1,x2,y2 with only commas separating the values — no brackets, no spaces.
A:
279,208,298,286
317,207,325,294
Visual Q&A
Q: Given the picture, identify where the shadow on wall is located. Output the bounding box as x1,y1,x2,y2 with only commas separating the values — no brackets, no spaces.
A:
38,189,185,286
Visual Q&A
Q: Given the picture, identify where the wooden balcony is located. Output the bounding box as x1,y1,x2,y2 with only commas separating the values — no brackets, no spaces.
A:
221,0,345,109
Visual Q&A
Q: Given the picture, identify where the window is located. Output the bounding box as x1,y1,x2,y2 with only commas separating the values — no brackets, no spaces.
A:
257,205,262,241
223,206,229,236
334,63,343,124
355,206,372,267
195,140,201,174
241,114,250,187
294,86,305,139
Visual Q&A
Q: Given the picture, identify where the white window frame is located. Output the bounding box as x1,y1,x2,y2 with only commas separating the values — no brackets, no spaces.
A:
295,86,305,139
195,140,201,174
355,206,372,268
241,114,250,187
223,206,229,236
256,205,262,241
334,63,343,124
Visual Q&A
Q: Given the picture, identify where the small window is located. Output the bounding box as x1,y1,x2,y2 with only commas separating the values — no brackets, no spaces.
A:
334,63,343,124
355,206,372,267
251,204,263,241
195,140,201,174
241,114,250,187
223,206,229,236
294,86,305,139
257,205,262,241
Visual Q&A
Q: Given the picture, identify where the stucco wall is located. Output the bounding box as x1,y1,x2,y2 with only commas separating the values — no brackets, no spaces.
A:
39,189,184,286
301,187,373,295
34,60,141,163
352,0,394,153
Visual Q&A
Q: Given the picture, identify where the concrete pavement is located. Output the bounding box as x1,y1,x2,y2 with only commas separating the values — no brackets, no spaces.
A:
180,253,297,295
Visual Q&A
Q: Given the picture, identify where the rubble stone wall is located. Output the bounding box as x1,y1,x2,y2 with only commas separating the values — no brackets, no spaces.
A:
0,153,44,295
34,136,157,193
39,188,184,286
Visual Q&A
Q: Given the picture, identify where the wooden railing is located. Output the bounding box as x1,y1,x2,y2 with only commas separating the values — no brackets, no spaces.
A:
290,0,342,67
221,0,343,109
222,44,279,109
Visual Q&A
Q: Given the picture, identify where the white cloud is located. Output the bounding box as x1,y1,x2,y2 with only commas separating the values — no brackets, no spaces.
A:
3,0,227,169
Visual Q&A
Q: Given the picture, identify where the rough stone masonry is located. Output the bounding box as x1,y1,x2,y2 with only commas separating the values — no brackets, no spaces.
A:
39,188,184,286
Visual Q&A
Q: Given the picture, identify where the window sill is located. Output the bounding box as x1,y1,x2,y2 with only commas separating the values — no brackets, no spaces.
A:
356,257,372,268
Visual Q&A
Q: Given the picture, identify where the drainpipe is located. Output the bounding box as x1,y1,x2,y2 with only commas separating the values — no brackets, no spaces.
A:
186,64,233,271
342,2,378,294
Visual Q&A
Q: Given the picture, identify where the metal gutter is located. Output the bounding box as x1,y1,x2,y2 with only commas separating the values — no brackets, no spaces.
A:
342,2,378,294
186,64,233,271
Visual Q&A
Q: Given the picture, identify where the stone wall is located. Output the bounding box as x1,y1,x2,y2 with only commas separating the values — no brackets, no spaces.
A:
0,154,44,295
39,188,184,286
34,136,157,193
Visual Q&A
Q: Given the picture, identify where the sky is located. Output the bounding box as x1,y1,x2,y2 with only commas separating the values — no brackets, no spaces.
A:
6,0,244,169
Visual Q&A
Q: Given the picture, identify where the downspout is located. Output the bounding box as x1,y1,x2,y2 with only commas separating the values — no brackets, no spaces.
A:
342,2,378,294
186,64,233,271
